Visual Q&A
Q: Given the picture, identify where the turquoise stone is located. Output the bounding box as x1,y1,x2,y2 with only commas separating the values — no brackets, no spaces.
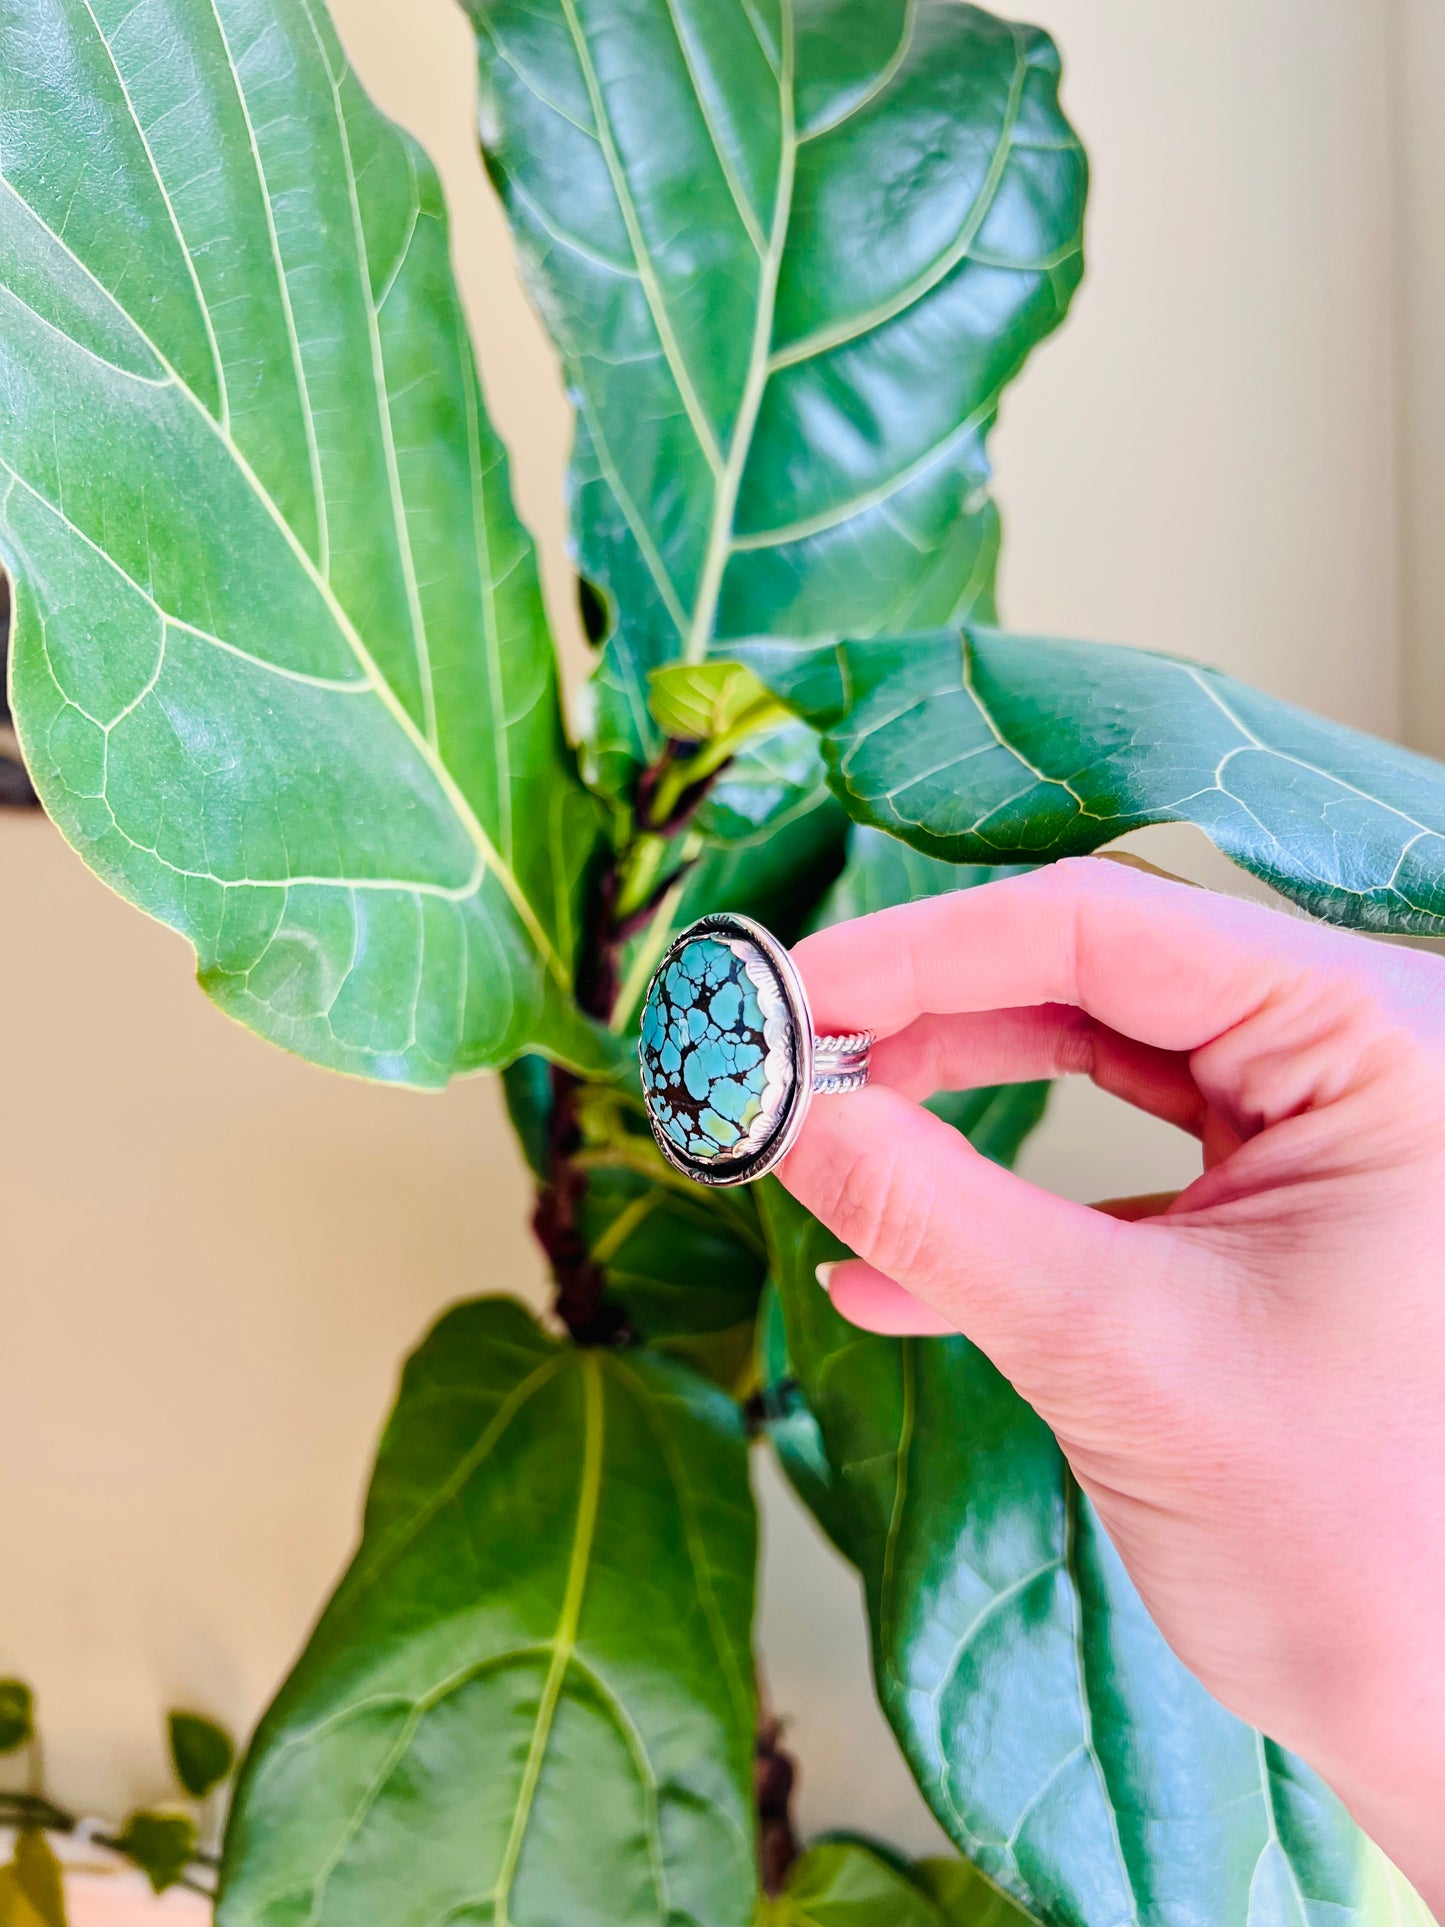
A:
640,937,770,1163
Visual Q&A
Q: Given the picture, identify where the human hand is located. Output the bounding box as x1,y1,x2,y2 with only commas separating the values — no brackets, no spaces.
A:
782,858,1445,1908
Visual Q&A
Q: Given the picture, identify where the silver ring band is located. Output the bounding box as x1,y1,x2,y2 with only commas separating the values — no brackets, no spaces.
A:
812,1032,873,1094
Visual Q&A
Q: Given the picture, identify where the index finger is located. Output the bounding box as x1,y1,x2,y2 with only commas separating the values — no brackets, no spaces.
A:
793,856,1367,1052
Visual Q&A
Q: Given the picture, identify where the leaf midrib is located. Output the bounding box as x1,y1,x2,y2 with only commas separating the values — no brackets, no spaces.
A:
2,0,568,984
492,1352,605,1925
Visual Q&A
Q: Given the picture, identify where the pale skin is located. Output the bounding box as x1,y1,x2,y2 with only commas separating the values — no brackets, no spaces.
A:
780,857,1445,1910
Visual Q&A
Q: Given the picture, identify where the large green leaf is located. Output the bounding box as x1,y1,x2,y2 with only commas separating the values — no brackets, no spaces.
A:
758,1185,1422,1925
740,629,1445,934
0,0,609,1084
219,1298,757,1926
469,0,1086,793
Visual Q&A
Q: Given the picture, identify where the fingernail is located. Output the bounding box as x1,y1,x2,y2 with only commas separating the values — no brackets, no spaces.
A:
815,1262,837,1294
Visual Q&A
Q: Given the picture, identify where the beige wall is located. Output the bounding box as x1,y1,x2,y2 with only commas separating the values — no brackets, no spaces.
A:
0,0,1411,1870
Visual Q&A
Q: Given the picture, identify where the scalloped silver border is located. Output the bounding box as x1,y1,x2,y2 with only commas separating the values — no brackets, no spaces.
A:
723,937,795,1160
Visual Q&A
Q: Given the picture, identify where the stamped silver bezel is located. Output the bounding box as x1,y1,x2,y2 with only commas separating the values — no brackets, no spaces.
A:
639,913,815,1187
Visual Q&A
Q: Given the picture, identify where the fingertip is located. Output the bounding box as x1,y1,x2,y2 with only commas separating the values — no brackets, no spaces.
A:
827,1261,959,1336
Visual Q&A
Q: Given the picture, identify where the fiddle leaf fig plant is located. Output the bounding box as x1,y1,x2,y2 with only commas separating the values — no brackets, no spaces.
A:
0,0,1438,1919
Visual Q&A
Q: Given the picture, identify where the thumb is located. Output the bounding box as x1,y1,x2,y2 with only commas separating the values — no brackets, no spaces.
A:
779,1085,1156,1389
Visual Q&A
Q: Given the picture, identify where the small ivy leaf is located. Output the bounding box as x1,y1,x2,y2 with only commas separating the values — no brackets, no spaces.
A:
13,1832,66,1927
648,662,789,748
0,1682,34,1755
167,1711,236,1800
117,1812,196,1895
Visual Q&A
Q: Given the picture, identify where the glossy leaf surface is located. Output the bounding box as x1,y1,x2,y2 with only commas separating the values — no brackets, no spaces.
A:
742,630,1445,933
469,0,1086,791
759,1184,1419,1924
219,1298,757,1927
0,0,607,1084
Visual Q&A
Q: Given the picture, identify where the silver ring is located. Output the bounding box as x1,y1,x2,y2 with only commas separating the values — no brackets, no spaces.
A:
638,913,874,1187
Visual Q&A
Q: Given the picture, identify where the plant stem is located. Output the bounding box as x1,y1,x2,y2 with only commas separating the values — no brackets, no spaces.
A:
531,732,717,1343
755,1716,799,1897
0,1794,217,1896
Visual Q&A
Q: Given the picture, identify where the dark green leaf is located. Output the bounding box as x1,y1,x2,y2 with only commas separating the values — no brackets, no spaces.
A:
218,1298,757,1926
168,1710,236,1801
762,1841,944,1927
117,1812,197,1897
0,1680,33,1754
0,0,612,1086
11,1833,65,1927
579,1156,767,1393
694,722,832,845
910,1857,1035,1927
742,628,1445,934
501,1052,557,1183
758,1183,1413,1923
470,0,1086,794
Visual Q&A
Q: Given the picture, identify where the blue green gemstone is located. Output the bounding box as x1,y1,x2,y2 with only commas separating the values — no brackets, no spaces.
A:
640,937,769,1163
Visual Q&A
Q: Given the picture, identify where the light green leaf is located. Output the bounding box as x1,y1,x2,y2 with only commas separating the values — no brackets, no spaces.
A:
763,1841,945,1927
116,1812,197,1897
469,0,1086,794
168,1710,236,1801
218,1297,757,1927
0,1680,33,1755
649,661,790,747
758,1183,1417,1925
741,628,1445,934
0,0,608,1085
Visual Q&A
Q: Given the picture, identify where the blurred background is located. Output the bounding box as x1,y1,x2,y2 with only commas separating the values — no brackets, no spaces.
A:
3,0,1442,1907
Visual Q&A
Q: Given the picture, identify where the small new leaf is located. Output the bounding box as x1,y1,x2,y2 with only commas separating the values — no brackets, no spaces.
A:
168,1711,236,1801
648,663,790,748
118,1812,197,1896
13,1832,66,1927
0,1681,33,1755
